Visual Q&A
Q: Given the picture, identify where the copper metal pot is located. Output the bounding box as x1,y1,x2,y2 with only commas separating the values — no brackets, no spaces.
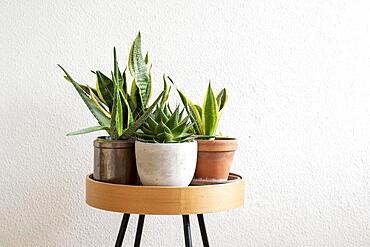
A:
93,137,139,185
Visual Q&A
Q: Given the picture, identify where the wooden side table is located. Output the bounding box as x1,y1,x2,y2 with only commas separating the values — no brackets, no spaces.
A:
86,173,245,247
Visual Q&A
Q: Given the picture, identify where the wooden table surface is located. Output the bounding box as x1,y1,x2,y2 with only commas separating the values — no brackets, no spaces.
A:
86,173,245,215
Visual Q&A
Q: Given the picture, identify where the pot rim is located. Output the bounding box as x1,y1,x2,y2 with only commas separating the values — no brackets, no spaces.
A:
196,137,238,141
196,138,238,152
135,140,196,146
94,136,135,148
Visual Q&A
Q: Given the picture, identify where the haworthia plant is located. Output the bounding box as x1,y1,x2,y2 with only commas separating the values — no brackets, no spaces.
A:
136,77,194,143
137,104,194,143
170,77,228,138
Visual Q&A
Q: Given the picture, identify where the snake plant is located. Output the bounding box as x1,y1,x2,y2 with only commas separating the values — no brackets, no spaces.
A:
170,77,227,139
59,33,163,140
136,78,194,143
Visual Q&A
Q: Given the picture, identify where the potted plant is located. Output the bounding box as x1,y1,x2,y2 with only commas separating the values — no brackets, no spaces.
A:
172,78,238,184
135,80,197,186
59,33,163,184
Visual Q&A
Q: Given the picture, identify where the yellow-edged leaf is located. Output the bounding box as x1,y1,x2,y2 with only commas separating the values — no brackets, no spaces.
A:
202,83,219,136
88,86,111,118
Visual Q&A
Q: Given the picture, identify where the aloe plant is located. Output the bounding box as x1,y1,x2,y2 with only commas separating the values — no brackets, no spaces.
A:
170,77,227,139
59,33,162,140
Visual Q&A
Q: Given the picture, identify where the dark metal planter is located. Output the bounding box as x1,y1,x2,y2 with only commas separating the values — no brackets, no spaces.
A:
94,137,139,185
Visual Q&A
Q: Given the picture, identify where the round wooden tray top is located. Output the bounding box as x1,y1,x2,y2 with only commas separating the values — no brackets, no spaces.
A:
86,173,245,215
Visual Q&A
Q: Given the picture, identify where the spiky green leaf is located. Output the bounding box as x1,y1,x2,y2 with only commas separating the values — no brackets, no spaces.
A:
129,79,144,115
58,65,111,128
119,89,132,130
115,90,123,137
194,104,202,119
166,105,180,128
88,86,111,118
121,91,164,138
96,71,114,109
202,83,219,136
161,75,171,107
67,126,109,136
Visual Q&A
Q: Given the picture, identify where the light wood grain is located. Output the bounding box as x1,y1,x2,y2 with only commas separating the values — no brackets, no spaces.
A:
85,173,245,215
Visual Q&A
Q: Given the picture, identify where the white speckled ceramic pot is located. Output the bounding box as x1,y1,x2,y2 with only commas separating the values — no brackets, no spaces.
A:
135,141,197,186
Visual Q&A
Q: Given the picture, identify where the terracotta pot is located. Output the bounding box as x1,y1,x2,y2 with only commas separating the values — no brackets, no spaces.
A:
194,138,238,183
94,137,139,185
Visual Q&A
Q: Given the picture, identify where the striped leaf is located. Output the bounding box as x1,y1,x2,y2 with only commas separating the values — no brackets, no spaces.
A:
96,71,114,110
58,65,111,128
128,32,151,107
175,86,204,135
88,86,111,118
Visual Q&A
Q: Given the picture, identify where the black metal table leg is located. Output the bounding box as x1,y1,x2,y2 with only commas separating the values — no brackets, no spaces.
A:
115,214,130,247
134,215,145,247
197,214,210,247
182,215,193,247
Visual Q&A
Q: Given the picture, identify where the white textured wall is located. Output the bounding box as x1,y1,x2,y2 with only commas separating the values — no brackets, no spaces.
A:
1,0,370,246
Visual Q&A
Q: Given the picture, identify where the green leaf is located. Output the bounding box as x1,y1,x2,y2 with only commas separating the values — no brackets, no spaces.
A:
216,88,228,111
156,132,173,143
96,71,114,110
171,80,203,134
187,99,204,134
80,84,98,96
110,72,119,139
155,121,172,135
122,68,128,97
129,79,144,115
144,52,149,64
115,89,123,137
136,132,155,141
119,89,132,130
67,126,109,136
141,125,154,135
202,83,219,136
157,107,169,123
194,104,202,118
87,86,111,118
147,65,153,104
147,116,158,130
128,32,151,107
161,75,171,107
166,105,180,129
121,91,164,138
58,65,111,128
163,103,171,117
171,119,188,136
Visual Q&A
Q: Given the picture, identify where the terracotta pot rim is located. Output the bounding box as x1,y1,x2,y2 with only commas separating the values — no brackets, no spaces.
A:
94,136,135,148
196,137,238,141
196,138,238,152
